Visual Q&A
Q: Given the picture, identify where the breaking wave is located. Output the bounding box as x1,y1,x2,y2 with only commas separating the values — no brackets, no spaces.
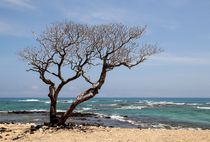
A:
18,99,40,102
82,107,92,111
196,106,210,110
117,105,146,110
144,101,185,106
113,99,122,102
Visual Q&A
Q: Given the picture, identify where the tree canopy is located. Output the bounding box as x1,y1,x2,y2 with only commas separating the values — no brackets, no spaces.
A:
20,21,161,125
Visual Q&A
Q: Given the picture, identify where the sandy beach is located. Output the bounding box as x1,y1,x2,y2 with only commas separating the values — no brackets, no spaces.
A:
1,123,210,142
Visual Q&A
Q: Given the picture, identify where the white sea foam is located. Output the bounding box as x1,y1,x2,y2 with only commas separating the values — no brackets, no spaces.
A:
145,101,185,106
19,99,40,102
100,104,118,107
110,115,139,126
113,100,122,102
57,110,66,112
33,119,40,121
109,104,118,106
94,112,105,118
196,106,210,110
28,109,48,112
186,103,200,106
82,107,92,111
117,106,146,110
110,115,126,122
44,101,50,104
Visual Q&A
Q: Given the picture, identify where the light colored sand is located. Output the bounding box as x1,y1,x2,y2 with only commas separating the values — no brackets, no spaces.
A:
1,124,210,142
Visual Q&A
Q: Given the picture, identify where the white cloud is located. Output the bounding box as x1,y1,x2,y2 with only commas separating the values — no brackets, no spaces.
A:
1,0,35,10
151,53,210,65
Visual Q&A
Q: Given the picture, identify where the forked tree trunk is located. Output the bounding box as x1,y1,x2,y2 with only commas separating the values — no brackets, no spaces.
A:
57,64,107,125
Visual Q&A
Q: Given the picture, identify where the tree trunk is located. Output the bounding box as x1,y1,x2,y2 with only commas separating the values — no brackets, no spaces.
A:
57,62,107,125
50,100,58,124
48,85,59,125
58,89,100,125
58,101,78,125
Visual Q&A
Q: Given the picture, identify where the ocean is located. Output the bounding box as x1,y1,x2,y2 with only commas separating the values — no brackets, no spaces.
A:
0,98,210,129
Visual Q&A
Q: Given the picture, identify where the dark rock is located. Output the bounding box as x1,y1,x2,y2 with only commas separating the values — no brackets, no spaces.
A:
80,118,87,120
30,125,36,132
12,135,22,141
0,127,6,133
70,112,97,117
137,126,142,129
164,126,172,129
44,122,50,126
35,125,42,129
10,110,47,114
0,135,2,139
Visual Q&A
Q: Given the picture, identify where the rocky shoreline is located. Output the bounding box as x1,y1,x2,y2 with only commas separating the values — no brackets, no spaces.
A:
1,111,210,130
1,123,210,142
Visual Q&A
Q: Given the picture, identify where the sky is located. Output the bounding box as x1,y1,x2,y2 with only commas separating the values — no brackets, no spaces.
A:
0,0,210,98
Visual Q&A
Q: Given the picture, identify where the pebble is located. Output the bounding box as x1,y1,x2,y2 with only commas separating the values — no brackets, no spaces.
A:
39,128,43,132
49,129,53,132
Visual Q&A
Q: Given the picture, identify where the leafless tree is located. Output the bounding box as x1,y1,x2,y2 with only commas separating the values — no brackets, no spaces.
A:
20,21,161,125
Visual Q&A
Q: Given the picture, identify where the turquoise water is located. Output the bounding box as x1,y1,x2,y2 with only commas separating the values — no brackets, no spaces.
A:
0,98,210,128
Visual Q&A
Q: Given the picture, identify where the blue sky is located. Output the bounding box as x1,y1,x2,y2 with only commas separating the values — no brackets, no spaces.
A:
0,0,210,98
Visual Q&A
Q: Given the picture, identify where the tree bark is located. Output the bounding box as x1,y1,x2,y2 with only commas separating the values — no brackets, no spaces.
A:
57,91,97,125
50,100,58,124
57,101,78,125
48,85,59,125
57,63,107,125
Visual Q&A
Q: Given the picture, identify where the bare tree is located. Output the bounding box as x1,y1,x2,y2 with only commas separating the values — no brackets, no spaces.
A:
20,22,161,125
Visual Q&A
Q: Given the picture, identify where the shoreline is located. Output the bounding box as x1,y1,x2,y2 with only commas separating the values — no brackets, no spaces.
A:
1,111,210,130
1,123,210,142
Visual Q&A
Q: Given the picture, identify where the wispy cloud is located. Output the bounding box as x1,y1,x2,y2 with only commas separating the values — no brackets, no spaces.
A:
151,53,210,65
1,0,35,10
